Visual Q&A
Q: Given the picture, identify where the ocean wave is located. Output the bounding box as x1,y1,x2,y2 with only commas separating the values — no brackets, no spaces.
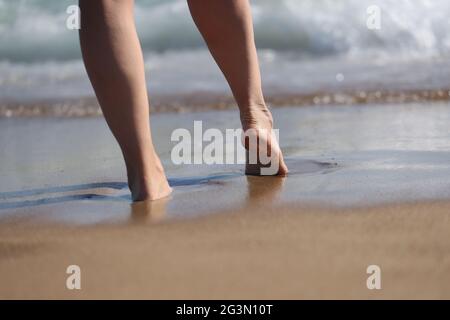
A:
2,0,450,106
0,0,450,62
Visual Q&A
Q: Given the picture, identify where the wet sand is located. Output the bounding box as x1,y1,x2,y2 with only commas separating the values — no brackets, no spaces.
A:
0,201,450,299
1,102,450,298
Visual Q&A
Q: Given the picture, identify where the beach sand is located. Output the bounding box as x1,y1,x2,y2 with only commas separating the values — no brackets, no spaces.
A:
1,102,450,299
0,201,449,299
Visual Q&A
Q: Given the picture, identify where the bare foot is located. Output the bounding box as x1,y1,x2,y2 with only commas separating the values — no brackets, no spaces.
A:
126,153,172,202
240,104,288,176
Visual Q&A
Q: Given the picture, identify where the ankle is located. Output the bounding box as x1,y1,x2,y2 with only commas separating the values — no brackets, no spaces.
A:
239,103,273,130
129,169,170,202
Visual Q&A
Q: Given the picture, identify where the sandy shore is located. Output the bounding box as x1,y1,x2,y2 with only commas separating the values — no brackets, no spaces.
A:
1,102,450,299
0,200,449,299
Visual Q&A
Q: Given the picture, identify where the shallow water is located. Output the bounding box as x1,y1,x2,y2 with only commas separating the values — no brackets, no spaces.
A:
1,102,450,225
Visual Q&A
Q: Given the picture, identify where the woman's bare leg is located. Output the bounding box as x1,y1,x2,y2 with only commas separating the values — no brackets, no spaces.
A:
79,0,172,201
187,0,288,175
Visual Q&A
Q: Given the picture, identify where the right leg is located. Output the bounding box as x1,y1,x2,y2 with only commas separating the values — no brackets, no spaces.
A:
79,0,171,201
187,0,288,175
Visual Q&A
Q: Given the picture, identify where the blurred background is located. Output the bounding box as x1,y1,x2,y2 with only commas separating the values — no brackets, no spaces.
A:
1,0,450,115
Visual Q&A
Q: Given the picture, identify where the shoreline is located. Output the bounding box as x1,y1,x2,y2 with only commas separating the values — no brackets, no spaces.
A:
2,102,450,224
1,101,450,298
1,88,450,118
